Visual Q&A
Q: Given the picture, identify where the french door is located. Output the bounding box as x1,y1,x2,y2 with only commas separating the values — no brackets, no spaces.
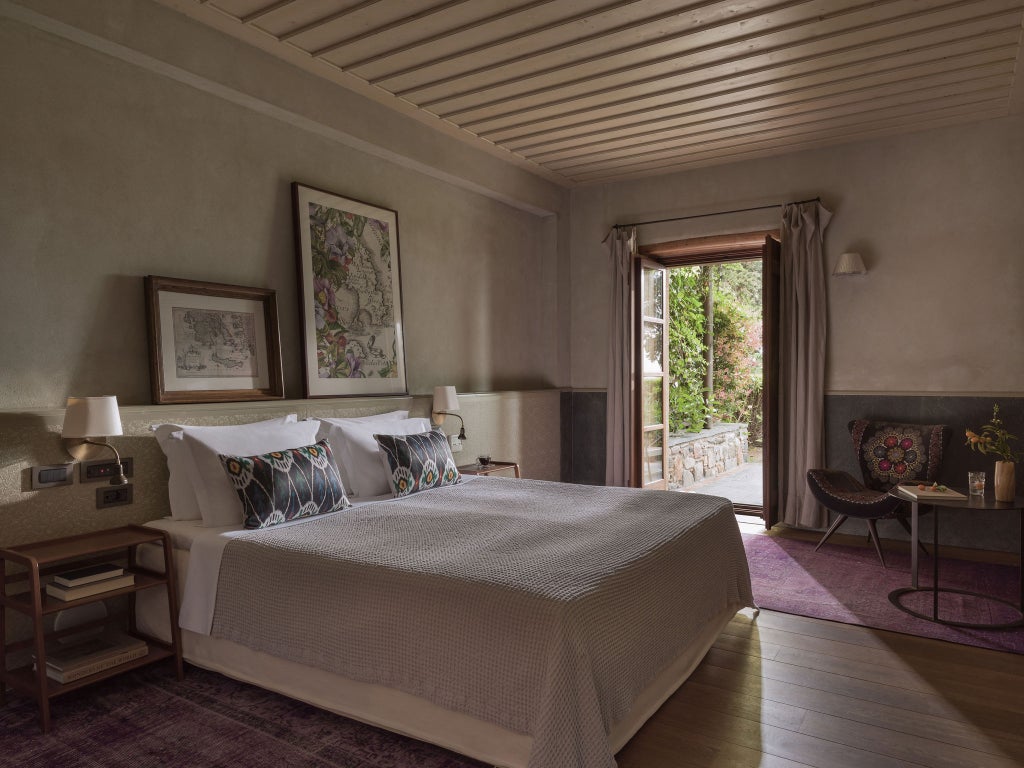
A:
631,232,780,529
633,257,669,490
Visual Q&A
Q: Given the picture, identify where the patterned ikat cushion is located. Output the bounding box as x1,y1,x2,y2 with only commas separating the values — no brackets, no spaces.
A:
219,439,351,529
374,428,461,497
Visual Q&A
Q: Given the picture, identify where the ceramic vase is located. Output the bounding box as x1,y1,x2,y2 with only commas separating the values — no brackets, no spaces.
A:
994,460,1015,502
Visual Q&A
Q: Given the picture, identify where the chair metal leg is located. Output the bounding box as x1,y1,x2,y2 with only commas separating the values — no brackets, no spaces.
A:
866,519,886,568
814,514,848,552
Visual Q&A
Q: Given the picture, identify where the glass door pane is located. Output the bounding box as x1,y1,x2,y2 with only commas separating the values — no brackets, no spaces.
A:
642,429,664,485
637,258,668,490
642,322,663,373
641,269,664,318
642,377,663,427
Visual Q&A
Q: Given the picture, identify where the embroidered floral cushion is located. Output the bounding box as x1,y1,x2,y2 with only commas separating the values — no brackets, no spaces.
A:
374,428,461,497
848,420,951,491
219,439,351,529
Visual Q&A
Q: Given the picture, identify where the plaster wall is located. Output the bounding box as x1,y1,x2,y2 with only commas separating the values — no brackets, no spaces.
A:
570,115,1024,395
0,0,570,409
567,119,1024,549
0,0,567,546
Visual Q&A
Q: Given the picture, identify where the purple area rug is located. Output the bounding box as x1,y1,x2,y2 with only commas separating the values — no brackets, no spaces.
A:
744,532,1024,654
0,663,485,768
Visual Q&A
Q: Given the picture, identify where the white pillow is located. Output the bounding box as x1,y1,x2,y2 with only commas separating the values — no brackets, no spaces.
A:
152,424,203,521
152,415,300,521
325,418,432,498
313,411,410,493
180,418,319,527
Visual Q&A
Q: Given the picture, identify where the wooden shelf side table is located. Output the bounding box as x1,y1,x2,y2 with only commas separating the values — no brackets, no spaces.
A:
0,524,184,732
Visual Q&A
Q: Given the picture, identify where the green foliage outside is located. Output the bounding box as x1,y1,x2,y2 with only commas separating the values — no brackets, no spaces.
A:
667,268,708,433
668,261,763,443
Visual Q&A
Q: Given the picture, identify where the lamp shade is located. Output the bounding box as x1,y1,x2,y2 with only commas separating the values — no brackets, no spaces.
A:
433,386,460,412
62,396,124,438
833,252,867,276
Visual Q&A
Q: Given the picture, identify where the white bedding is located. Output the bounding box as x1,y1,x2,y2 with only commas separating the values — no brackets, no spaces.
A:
139,478,751,768
144,488,436,633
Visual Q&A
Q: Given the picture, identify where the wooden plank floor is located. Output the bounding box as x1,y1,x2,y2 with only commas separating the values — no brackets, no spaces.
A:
618,608,1024,767
616,516,1024,767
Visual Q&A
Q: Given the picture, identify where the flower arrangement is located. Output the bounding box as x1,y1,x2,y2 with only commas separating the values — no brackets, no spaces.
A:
965,404,1021,463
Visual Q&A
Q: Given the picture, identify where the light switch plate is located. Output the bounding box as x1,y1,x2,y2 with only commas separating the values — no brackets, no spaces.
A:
449,435,463,453
31,464,74,489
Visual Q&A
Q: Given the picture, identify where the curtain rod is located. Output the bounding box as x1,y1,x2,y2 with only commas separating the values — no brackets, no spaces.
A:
614,196,821,229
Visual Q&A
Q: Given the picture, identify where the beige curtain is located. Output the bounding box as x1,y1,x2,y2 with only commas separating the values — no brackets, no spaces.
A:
778,202,832,527
605,227,636,487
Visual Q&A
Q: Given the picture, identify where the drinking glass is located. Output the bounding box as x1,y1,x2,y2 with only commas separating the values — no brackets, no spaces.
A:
968,471,985,497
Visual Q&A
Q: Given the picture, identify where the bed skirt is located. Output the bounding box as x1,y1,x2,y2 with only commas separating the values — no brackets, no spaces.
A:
135,541,740,767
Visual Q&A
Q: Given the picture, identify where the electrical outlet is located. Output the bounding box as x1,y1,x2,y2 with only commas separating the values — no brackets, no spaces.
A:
449,435,463,453
96,484,133,509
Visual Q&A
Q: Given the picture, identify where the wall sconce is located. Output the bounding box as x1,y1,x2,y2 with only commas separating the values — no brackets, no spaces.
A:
432,386,466,440
62,396,128,485
833,252,867,277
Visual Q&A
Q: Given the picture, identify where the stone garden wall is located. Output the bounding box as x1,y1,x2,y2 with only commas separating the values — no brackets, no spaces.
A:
667,423,748,490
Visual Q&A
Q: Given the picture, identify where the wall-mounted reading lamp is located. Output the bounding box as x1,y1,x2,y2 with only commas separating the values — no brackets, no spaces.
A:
833,252,867,277
432,386,466,441
62,396,128,486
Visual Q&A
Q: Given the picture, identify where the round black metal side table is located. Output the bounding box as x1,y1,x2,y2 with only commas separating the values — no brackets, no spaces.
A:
887,486,1024,630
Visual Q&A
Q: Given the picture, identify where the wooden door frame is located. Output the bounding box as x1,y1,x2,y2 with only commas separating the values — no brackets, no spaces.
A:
762,235,781,528
636,231,779,526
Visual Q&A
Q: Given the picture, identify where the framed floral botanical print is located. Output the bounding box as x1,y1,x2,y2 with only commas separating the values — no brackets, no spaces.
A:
291,183,408,398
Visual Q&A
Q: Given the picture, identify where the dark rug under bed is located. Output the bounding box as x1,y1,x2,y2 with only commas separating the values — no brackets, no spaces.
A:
0,663,485,768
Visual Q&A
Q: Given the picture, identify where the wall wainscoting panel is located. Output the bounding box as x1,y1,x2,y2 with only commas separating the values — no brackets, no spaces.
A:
560,390,606,486
559,390,1020,554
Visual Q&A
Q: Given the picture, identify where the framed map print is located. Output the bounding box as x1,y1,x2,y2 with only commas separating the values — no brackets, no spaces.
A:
292,183,408,398
144,276,284,404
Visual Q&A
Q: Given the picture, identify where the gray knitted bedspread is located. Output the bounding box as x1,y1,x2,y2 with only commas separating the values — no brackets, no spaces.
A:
211,477,753,768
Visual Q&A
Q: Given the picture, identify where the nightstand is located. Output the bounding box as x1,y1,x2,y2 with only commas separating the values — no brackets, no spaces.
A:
458,460,521,478
0,525,183,732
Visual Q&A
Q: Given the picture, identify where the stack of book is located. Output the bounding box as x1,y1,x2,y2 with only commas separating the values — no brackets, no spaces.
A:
45,562,134,602
41,633,148,683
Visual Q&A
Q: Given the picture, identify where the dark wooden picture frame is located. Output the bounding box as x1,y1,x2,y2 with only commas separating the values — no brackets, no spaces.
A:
291,182,408,398
144,276,284,404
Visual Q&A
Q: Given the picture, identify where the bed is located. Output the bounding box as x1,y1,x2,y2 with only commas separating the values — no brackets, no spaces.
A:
136,414,753,768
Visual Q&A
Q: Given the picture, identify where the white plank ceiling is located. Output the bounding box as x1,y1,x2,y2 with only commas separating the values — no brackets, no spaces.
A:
159,0,1024,185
